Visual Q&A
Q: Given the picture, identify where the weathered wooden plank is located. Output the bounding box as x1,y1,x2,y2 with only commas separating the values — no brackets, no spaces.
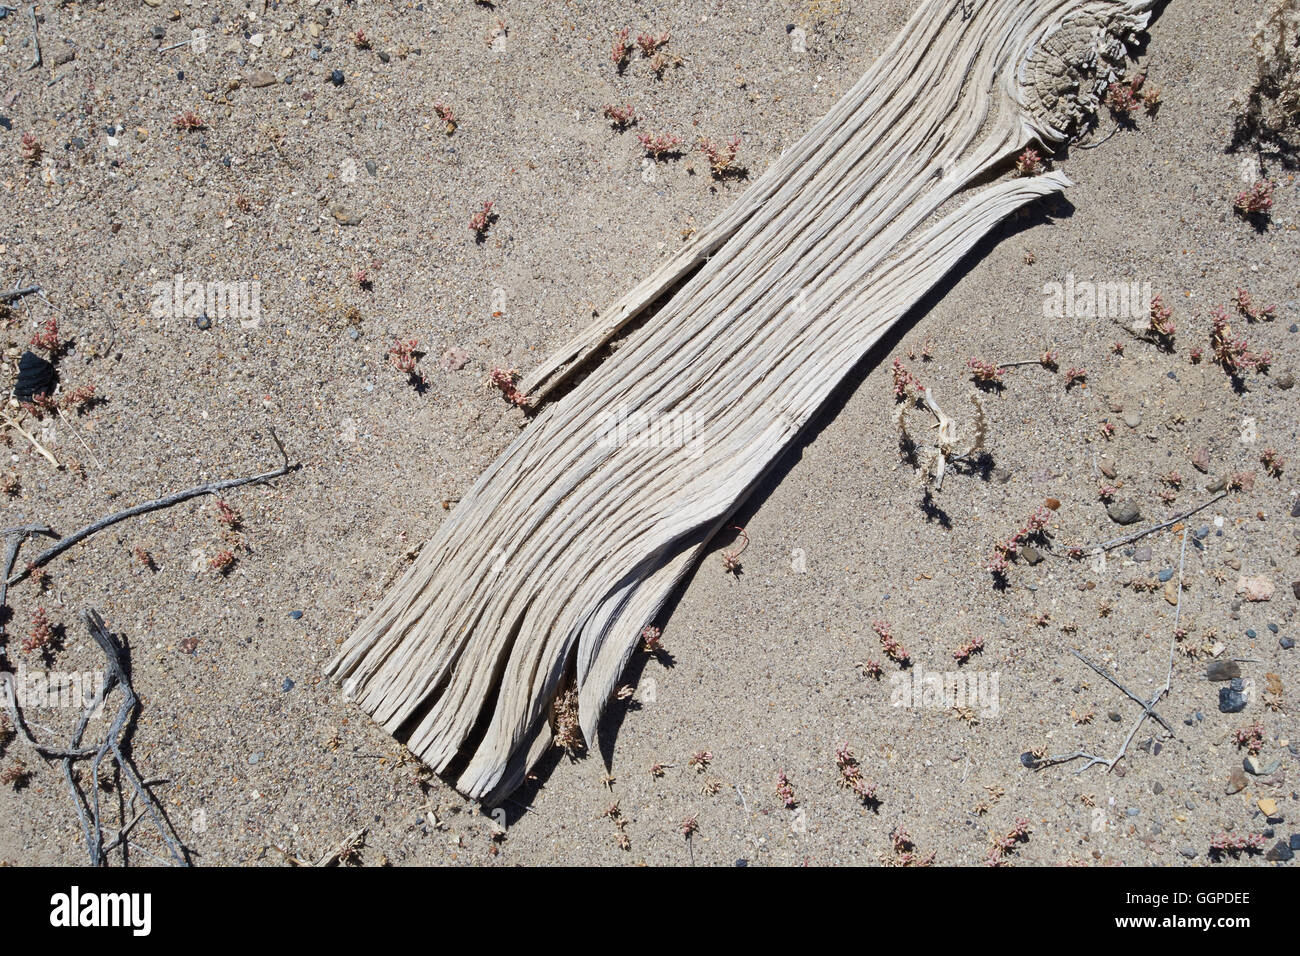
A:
327,0,1158,803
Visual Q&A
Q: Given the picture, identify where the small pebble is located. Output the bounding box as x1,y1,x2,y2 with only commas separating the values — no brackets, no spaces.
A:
282,678,295,692
290,610,303,619
194,313,212,330
330,69,345,86
1158,568,1174,582
1206,660,1240,682
1265,841,1293,862
1107,500,1142,525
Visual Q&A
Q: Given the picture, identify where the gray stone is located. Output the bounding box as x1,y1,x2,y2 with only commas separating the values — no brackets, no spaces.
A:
1107,500,1142,525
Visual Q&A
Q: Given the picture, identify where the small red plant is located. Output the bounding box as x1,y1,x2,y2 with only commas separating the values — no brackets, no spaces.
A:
602,104,636,129
887,827,936,867
1261,447,1285,477
1148,293,1175,339
952,635,984,664
1064,366,1087,388
59,384,97,413
388,338,424,382
1209,832,1266,856
434,101,456,135
29,317,60,354
1210,307,1272,374
967,358,1005,384
611,27,632,69
19,132,42,164
985,817,1031,866
688,750,712,772
210,549,236,574
640,625,662,653
1233,180,1274,216
720,526,748,574
637,131,682,159
353,29,371,50
699,135,741,176
1234,287,1276,322
871,619,910,666
987,505,1051,576
173,111,206,131
834,744,877,803
488,367,528,406
22,607,54,654
468,200,495,235
1015,147,1043,176
679,815,699,838
214,499,242,530
1039,349,1059,370
1098,420,1115,440
775,771,797,809
891,358,923,400
636,32,669,57
1232,719,1264,755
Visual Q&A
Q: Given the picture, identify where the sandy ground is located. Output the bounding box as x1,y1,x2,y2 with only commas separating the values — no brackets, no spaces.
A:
0,0,1296,866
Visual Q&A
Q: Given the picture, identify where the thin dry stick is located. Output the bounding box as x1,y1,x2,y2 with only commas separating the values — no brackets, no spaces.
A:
1089,492,1226,554
1038,526,1189,773
0,524,51,643
26,3,40,71
1,412,60,468
6,429,297,586
0,285,41,303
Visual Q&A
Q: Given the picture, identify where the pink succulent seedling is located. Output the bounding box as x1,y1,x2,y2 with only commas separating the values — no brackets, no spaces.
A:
1261,448,1285,477
353,29,372,50
21,607,54,654
214,499,242,530
1209,832,1266,856
679,815,699,838
891,358,923,400
888,827,936,867
1232,719,1264,755
1148,294,1175,340
699,135,742,176
871,620,910,666
173,111,206,131
433,101,456,135
952,635,984,664
1098,420,1115,440
1063,366,1087,389
1234,287,1276,322
1096,484,1118,502
1015,147,1043,176
966,358,1005,384
610,27,632,69
688,750,713,772
388,338,425,385
19,132,42,164
209,549,236,574
637,131,682,159
602,104,636,129
834,744,878,804
468,200,495,236
636,32,669,57
1039,350,1059,370
985,817,1031,866
640,625,662,653
488,367,528,406
1211,307,1272,374
28,317,61,354
1233,180,1274,217
775,771,797,809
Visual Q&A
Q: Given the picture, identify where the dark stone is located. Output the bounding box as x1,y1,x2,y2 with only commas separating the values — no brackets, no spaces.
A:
1206,661,1241,682
1019,751,1039,769
281,678,295,692
289,610,303,620
1266,841,1293,862
329,69,345,86
12,350,56,403
1218,687,1248,713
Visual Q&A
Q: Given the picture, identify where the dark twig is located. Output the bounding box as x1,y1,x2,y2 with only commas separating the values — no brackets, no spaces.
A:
6,429,298,586
26,3,40,71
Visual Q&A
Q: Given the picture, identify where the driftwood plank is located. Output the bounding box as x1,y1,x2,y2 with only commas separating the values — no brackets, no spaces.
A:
327,0,1158,803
